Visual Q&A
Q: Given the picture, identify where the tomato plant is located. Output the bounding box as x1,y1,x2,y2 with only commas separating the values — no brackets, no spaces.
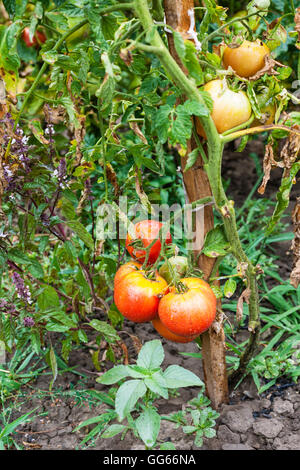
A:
0,0,299,421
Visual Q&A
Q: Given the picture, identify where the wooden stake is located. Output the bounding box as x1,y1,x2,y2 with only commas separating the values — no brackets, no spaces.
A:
164,0,229,409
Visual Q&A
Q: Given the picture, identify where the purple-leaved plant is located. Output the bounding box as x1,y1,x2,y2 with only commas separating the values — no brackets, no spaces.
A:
11,272,32,305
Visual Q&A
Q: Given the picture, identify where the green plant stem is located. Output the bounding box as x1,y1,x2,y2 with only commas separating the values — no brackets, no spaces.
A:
221,114,255,137
133,0,261,385
98,111,108,201
201,10,268,49
220,124,300,143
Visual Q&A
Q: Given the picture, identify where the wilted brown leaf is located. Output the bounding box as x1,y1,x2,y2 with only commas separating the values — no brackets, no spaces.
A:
129,121,148,145
280,124,300,177
117,340,129,365
43,103,66,124
236,286,251,323
119,48,133,66
135,167,156,216
106,163,120,197
128,334,142,355
258,143,283,194
109,121,121,145
249,55,286,81
74,115,86,165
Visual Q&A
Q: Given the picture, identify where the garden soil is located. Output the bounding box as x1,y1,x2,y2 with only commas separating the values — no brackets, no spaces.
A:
8,140,300,451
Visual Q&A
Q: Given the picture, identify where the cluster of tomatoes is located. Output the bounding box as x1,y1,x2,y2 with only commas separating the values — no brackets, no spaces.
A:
114,220,217,344
196,39,274,137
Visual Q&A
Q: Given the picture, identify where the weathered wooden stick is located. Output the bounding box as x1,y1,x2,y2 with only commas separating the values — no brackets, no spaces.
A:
164,0,229,409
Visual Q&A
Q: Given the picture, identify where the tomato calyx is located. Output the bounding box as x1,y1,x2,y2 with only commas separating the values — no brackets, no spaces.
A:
174,280,189,294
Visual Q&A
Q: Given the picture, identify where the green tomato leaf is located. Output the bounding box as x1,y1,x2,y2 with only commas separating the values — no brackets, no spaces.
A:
88,320,120,342
202,225,230,258
101,424,127,439
224,278,237,298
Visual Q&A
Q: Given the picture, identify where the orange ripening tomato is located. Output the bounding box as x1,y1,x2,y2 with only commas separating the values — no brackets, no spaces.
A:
158,277,217,337
222,40,270,78
196,79,252,136
126,220,172,266
114,269,168,323
152,316,198,343
114,261,142,287
22,27,46,47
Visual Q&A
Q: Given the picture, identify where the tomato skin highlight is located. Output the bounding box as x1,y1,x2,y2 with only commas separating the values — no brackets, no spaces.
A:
158,277,217,337
152,316,198,343
223,40,270,78
114,270,168,323
126,220,172,266
22,27,46,47
196,79,252,136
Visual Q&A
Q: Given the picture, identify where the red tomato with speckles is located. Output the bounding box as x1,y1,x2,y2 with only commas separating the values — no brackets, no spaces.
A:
158,277,217,337
114,267,168,323
126,220,172,266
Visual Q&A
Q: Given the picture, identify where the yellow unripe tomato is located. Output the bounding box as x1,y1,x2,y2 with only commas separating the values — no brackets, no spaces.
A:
223,40,270,78
196,79,252,136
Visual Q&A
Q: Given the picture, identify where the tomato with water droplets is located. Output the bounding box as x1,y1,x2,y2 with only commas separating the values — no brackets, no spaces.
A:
114,265,168,323
158,277,217,337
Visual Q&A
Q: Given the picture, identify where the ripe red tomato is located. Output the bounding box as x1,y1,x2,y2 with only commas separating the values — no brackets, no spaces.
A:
22,27,46,48
196,79,252,136
158,277,217,337
114,268,168,323
114,261,142,287
126,220,172,266
223,40,270,78
152,316,198,343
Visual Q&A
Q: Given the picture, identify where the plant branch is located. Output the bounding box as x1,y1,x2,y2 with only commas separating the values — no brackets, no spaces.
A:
221,124,300,143
201,10,268,48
